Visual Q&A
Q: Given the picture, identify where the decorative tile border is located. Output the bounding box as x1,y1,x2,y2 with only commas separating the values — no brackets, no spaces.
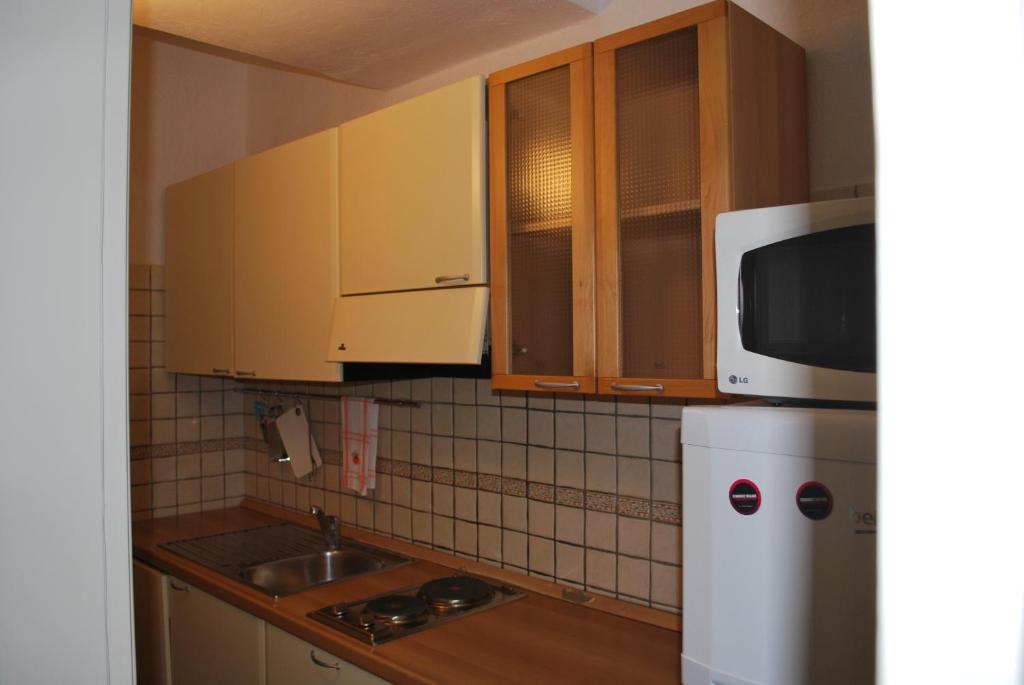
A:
478,474,502,493
245,454,682,524
585,491,617,514
527,482,555,503
556,486,584,508
651,501,682,525
501,477,527,497
617,496,651,519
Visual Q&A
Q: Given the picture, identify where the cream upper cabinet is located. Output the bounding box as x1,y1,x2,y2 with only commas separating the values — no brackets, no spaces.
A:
168,578,266,685
338,76,487,295
234,129,341,382
265,624,389,685
165,164,235,377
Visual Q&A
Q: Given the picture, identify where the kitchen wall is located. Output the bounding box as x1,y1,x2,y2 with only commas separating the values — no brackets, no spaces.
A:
127,1,873,616
129,29,387,266
127,266,684,611
239,378,686,613
129,265,248,517
384,0,874,197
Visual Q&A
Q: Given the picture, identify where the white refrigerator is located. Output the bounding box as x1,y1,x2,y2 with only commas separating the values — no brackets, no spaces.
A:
682,405,876,685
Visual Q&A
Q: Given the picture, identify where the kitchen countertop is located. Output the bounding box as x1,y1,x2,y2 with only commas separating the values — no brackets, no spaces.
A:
133,501,682,685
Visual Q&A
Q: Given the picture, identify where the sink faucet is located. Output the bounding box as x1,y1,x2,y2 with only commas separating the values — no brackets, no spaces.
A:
310,505,341,550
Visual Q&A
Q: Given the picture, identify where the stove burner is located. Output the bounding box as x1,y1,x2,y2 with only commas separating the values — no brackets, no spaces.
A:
418,576,494,613
363,594,429,626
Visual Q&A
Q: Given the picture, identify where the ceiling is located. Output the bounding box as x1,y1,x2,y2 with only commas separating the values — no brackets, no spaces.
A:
133,0,607,90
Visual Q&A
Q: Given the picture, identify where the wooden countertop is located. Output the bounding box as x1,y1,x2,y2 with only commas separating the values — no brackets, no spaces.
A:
133,502,682,685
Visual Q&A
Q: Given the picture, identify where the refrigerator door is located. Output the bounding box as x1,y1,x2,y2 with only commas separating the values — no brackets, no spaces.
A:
682,406,876,685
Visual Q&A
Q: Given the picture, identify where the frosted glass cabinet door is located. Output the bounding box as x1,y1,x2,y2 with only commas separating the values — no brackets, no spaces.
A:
593,4,808,399
488,45,596,394
165,164,235,378
234,128,341,382
167,578,265,685
338,76,487,295
265,624,389,685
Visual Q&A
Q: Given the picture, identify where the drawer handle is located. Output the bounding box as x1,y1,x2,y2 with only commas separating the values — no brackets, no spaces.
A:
435,273,470,284
236,370,257,377
211,368,230,374
610,383,664,393
309,650,340,671
533,380,580,390
169,581,189,592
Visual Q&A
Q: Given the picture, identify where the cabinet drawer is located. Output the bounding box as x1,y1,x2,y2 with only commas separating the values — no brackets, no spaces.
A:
266,624,389,685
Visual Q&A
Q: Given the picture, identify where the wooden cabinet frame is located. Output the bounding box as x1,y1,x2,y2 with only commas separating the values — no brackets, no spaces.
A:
593,0,807,399
488,44,597,394
485,1,807,399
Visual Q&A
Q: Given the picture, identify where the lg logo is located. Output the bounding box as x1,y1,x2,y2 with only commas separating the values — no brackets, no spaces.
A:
728,374,749,385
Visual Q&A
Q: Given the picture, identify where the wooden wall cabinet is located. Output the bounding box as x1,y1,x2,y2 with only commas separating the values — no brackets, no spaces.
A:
488,0,808,398
265,624,388,685
165,164,235,378
488,45,596,394
167,577,266,685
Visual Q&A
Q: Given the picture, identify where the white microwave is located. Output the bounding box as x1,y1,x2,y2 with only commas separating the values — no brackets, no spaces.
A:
715,198,876,403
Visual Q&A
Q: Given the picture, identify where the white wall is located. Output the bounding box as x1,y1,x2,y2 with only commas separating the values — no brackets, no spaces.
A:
385,0,873,196
873,1,1024,683
0,0,133,682
130,31,387,266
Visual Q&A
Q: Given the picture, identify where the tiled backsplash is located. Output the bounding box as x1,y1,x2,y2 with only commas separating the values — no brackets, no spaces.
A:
128,265,247,517
128,264,687,613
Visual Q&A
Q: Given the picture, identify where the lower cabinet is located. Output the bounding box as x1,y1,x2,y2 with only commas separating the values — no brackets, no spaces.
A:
133,561,171,685
266,624,388,685
168,576,266,685
133,563,391,684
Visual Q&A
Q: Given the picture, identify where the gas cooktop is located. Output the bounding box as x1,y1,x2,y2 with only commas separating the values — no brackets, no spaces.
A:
310,574,526,645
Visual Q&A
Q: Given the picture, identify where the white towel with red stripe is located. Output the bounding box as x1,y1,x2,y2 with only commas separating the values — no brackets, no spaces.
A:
342,397,379,496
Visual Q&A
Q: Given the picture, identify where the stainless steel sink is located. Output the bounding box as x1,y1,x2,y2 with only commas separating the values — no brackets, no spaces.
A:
239,546,407,596
159,523,411,597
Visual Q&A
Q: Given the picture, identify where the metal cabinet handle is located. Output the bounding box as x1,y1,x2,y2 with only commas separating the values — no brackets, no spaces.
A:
211,368,230,374
309,650,340,671
533,380,580,390
236,370,256,377
169,581,189,592
434,273,470,284
610,383,665,393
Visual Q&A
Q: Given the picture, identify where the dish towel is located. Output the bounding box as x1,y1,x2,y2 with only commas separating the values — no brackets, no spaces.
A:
342,397,379,496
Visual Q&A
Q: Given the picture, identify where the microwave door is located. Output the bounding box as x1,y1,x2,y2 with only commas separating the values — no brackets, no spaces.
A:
739,224,876,374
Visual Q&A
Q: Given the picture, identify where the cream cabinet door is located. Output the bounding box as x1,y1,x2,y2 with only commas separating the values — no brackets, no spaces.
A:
265,624,389,685
168,578,266,685
165,164,235,377
339,76,487,295
234,129,341,382
132,561,171,685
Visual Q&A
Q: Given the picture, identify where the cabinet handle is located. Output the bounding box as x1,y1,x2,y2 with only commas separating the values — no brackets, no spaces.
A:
533,380,580,390
169,581,189,592
236,370,256,377
610,383,664,393
211,368,230,374
434,273,470,284
309,650,340,671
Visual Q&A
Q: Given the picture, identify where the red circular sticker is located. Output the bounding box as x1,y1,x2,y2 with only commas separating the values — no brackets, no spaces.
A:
796,481,833,520
729,479,761,515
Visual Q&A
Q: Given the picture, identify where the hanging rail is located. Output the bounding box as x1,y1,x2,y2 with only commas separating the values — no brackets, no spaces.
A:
235,386,420,408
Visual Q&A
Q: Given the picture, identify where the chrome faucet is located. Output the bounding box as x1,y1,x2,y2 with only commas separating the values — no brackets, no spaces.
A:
310,505,341,550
